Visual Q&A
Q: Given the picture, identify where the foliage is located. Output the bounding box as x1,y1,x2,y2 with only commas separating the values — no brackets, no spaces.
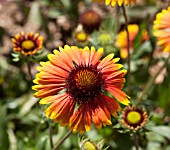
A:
0,0,170,150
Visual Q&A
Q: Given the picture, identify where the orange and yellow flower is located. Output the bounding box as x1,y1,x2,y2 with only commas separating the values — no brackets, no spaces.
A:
32,45,129,134
115,24,148,59
153,7,170,52
121,106,148,131
93,0,136,7
12,32,43,56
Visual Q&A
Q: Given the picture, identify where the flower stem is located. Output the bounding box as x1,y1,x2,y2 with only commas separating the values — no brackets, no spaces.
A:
135,55,170,105
48,121,54,149
52,130,72,150
27,61,33,81
121,4,131,94
134,133,139,150
115,5,120,33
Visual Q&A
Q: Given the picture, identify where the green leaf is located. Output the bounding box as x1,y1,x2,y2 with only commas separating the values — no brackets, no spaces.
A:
12,57,20,62
149,126,170,140
133,23,147,50
36,135,50,150
147,142,161,150
133,41,152,59
11,52,19,57
26,2,42,30
48,9,62,19
0,104,9,150
18,93,39,117
146,132,165,142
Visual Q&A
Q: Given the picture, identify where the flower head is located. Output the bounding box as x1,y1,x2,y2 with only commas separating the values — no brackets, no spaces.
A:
79,10,101,32
93,0,136,7
115,24,148,59
33,45,129,134
12,32,43,56
80,140,98,150
153,7,170,52
74,31,89,45
98,33,112,45
121,106,148,131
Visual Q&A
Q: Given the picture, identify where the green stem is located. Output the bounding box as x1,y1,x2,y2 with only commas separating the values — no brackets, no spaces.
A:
134,133,139,150
115,5,120,33
135,55,170,105
52,130,72,150
49,122,54,149
121,4,131,95
27,61,33,81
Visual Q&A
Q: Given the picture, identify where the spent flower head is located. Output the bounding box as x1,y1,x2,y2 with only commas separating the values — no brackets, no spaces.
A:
79,10,101,32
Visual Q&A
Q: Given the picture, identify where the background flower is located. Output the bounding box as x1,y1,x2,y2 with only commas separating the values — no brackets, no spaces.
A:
73,30,89,45
153,7,170,52
12,32,43,56
115,24,148,59
93,0,136,7
79,10,101,32
121,106,148,131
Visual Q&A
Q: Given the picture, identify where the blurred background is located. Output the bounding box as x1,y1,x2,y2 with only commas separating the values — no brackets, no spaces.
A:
0,0,170,150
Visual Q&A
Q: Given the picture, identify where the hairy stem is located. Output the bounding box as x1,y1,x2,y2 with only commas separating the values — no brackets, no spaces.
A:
52,130,72,150
134,133,139,150
49,122,54,149
27,61,33,81
121,4,131,94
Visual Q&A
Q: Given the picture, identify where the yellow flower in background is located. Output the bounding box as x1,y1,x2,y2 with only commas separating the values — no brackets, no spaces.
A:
74,31,89,45
33,45,129,134
121,106,148,131
153,7,170,52
12,32,43,56
93,0,136,7
115,24,148,59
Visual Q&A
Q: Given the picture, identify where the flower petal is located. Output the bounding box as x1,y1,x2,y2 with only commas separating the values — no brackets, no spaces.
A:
106,87,130,105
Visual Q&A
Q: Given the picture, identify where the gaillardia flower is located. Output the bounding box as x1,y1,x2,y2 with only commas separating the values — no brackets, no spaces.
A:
80,140,98,150
153,7,170,52
33,45,129,134
79,10,101,32
93,0,136,7
74,31,89,45
115,24,148,59
12,32,43,56
121,106,148,131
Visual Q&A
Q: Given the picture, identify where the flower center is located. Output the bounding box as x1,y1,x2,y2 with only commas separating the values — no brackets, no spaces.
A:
75,69,97,89
76,32,87,42
66,66,104,104
127,111,141,124
21,40,35,51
